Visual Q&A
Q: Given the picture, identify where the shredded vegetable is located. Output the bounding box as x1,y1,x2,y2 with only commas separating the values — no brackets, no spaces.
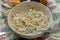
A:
10,9,49,35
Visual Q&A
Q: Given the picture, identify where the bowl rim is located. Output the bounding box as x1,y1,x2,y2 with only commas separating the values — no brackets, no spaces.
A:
8,1,53,36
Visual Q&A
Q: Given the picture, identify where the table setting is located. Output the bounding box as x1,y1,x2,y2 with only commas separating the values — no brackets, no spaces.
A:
0,0,60,40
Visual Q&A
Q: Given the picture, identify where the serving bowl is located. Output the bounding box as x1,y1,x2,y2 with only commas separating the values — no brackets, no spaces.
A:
8,1,53,39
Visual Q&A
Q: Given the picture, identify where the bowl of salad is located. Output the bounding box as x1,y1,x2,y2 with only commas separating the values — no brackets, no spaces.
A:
8,1,53,38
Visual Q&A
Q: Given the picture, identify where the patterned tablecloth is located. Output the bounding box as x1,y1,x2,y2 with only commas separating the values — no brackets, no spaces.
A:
0,0,60,40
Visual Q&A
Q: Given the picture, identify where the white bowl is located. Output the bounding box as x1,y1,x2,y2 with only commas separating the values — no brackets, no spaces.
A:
8,1,53,38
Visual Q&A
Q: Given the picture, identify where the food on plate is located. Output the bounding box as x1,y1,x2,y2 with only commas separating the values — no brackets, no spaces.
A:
5,9,10,15
40,0,47,5
9,9,50,35
9,0,20,5
3,0,20,6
